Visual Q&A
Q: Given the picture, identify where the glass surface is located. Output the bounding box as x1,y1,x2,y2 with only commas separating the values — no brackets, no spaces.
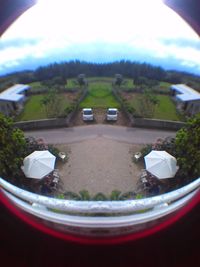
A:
83,110,92,115
107,110,117,115
1,0,200,244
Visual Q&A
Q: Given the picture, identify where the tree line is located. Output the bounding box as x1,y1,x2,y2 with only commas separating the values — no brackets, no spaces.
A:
1,60,200,91
33,60,166,82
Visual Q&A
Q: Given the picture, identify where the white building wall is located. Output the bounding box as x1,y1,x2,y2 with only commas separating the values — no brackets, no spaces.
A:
186,100,200,116
0,101,15,116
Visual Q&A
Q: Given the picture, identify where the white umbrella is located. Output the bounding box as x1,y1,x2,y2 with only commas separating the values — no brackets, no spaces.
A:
21,150,56,179
144,150,179,179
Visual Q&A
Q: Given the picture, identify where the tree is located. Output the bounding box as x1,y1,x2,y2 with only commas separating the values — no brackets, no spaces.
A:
41,89,64,118
77,74,87,87
174,114,200,181
136,90,159,118
114,74,123,86
0,113,27,181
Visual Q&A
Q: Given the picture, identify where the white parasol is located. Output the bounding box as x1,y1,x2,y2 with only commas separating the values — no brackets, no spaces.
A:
21,150,56,179
144,150,179,179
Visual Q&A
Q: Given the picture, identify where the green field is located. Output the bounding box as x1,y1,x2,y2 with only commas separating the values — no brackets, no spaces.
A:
80,82,120,109
29,81,44,93
128,94,181,121
16,94,72,121
154,95,182,120
87,77,113,82
20,78,182,121
66,79,78,89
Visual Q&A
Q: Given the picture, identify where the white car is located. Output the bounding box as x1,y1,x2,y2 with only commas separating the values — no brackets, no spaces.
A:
106,108,118,121
82,108,94,121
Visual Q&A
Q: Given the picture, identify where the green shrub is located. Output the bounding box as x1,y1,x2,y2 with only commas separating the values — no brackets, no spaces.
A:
174,114,200,181
93,192,108,201
135,194,143,199
79,190,91,201
48,144,60,159
119,191,136,200
110,190,122,200
56,194,65,199
140,144,152,159
64,191,81,200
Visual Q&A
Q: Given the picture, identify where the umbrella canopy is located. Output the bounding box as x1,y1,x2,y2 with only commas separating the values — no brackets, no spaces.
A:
22,150,56,179
144,150,179,179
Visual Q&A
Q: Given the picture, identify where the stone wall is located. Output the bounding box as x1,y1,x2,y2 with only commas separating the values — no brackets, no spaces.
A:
132,118,186,130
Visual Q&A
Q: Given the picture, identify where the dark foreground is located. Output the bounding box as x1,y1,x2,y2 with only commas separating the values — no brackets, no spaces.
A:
1,191,200,267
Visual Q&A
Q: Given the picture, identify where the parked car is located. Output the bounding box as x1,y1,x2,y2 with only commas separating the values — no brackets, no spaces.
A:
106,108,118,121
82,108,94,121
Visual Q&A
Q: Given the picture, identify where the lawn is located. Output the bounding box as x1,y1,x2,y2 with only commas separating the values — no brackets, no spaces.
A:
80,82,120,109
29,79,78,92
121,78,135,89
29,81,45,93
154,95,182,120
66,79,77,89
87,77,113,83
127,93,181,121
16,94,72,121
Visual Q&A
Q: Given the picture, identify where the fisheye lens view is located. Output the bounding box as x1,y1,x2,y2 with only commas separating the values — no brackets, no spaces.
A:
0,0,200,241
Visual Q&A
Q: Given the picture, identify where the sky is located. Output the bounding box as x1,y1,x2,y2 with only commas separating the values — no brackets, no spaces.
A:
0,0,200,76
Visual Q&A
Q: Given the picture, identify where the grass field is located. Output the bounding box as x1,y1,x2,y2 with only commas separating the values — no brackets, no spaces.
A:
16,94,72,121
154,95,182,120
87,77,113,83
29,79,79,92
80,82,120,109
16,95,47,121
127,93,181,121
66,79,77,89
29,81,44,93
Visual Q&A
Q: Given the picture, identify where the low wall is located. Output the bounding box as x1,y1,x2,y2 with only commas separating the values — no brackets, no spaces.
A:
14,118,69,131
132,118,186,131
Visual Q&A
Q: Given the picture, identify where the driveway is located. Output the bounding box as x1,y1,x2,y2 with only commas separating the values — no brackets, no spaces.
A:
25,124,176,145
25,125,176,195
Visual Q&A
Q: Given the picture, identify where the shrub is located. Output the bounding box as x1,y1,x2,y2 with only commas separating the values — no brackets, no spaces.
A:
110,190,122,200
119,191,136,200
0,114,27,181
135,194,143,199
64,191,81,200
56,194,65,199
48,144,60,159
79,190,91,201
140,144,152,159
25,136,60,159
174,114,200,182
93,192,108,201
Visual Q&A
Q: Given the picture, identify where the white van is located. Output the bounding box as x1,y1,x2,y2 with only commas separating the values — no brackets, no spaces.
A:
82,108,94,121
106,108,118,121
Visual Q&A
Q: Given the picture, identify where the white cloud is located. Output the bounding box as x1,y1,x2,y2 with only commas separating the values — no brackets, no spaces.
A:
0,0,200,74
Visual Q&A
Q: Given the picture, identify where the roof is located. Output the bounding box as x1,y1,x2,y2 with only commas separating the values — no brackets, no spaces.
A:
170,84,200,102
0,84,30,102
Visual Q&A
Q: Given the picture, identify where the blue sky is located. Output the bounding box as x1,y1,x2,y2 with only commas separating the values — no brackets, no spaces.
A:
0,0,200,76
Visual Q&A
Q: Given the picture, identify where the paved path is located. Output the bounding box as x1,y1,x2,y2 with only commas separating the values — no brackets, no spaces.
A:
25,124,176,144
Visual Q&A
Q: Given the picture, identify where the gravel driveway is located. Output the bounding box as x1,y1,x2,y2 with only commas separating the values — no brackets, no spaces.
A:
56,137,143,196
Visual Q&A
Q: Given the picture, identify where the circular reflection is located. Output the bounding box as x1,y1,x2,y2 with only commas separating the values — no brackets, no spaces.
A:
0,0,200,243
